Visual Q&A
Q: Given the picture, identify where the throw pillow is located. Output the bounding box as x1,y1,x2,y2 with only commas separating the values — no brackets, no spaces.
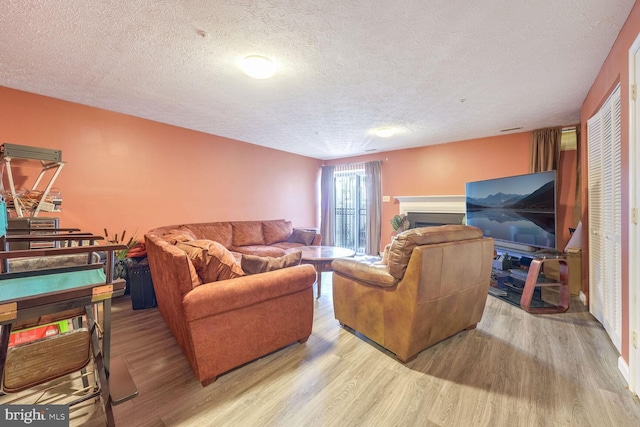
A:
162,228,197,245
176,239,245,283
262,220,293,245
240,250,302,275
287,229,316,246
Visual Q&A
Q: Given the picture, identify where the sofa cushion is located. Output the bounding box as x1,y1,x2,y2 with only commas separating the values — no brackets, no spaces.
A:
262,220,293,245
287,229,316,246
230,251,243,265
231,245,286,258
176,240,245,283
332,258,398,288
270,241,308,251
240,251,302,275
388,225,484,280
162,228,197,245
232,222,265,246
182,264,316,322
184,223,233,248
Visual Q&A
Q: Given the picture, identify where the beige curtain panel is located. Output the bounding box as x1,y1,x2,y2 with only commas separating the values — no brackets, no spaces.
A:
574,124,582,225
530,127,562,172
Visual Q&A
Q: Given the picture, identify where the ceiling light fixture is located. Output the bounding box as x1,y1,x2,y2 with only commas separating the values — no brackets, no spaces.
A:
375,128,395,138
242,55,275,79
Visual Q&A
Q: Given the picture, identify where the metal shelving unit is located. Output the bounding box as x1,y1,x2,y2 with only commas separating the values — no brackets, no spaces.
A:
0,143,64,217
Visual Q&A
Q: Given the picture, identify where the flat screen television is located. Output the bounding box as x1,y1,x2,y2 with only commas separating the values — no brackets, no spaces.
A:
465,171,557,252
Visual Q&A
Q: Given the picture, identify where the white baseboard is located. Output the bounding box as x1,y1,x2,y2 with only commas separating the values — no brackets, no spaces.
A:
619,356,630,386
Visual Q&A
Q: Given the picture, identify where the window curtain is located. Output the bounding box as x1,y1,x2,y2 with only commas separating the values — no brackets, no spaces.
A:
530,127,562,172
365,161,382,255
320,165,335,246
574,124,582,225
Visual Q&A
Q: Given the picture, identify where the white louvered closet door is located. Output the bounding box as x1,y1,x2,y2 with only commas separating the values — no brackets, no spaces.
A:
587,84,622,352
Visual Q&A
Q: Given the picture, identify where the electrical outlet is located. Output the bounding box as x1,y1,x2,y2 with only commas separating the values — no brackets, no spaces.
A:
382,195,391,202
633,331,638,348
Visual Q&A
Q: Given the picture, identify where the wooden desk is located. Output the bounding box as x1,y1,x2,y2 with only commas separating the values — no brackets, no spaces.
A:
287,246,355,298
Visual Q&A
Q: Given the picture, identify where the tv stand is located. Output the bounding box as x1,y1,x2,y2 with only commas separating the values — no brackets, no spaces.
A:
490,254,569,313
494,243,562,266
520,257,569,313
531,248,563,258
494,241,537,254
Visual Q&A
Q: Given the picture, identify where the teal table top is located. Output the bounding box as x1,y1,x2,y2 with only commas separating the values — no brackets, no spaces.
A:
0,269,107,302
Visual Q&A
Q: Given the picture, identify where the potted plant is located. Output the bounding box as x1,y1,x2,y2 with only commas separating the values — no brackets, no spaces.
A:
390,214,410,236
104,229,139,282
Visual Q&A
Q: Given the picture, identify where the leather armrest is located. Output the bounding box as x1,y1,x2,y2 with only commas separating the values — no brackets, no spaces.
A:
331,258,398,288
182,264,316,321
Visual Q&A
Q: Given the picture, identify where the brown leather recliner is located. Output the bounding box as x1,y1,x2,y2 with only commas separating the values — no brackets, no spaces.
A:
331,225,494,362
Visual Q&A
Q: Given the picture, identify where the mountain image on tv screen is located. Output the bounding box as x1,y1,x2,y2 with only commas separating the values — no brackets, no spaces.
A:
465,171,556,250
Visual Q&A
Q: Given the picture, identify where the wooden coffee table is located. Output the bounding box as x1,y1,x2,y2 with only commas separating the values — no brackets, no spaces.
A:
286,246,355,298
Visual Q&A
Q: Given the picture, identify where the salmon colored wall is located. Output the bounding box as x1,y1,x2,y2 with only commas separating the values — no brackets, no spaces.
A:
580,1,640,365
0,87,321,239
558,148,578,249
326,132,578,251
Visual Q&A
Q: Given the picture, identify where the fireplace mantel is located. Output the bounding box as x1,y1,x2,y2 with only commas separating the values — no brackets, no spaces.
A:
394,195,466,215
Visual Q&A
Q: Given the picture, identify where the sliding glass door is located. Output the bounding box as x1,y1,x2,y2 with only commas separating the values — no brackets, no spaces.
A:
334,168,366,254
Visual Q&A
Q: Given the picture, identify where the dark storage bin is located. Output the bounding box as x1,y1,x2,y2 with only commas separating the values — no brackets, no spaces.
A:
128,258,157,310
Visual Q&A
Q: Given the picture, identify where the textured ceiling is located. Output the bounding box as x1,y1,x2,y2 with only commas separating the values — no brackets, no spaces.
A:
0,0,635,160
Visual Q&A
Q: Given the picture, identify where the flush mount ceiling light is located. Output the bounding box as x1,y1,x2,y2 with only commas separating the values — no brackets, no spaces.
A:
375,128,395,138
242,55,275,79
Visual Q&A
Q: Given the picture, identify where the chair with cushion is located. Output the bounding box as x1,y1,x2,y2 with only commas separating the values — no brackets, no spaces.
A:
331,225,494,362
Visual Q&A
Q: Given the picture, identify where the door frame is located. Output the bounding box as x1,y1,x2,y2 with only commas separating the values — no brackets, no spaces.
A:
628,32,640,396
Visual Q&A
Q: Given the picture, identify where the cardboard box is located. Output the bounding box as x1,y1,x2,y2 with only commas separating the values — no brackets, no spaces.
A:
541,249,582,296
567,248,582,296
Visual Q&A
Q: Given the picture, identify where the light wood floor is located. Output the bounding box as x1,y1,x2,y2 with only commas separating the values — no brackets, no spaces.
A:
73,273,640,426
